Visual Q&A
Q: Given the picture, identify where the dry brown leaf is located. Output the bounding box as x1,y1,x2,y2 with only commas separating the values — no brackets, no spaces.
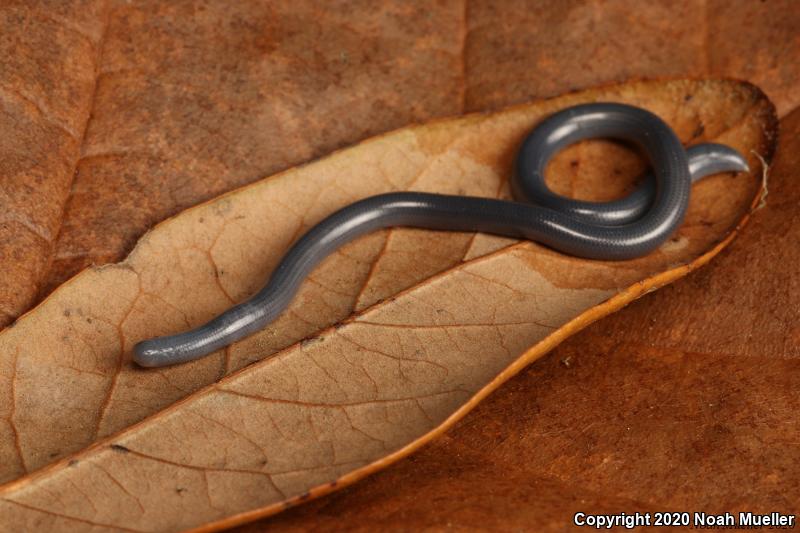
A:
0,79,776,531
42,0,466,301
464,0,800,116
3,0,798,338
255,101,800,533
707,0,800,117
0,0,105,325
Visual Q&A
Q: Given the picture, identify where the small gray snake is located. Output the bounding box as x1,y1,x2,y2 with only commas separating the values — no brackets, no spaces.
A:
134,103,749,367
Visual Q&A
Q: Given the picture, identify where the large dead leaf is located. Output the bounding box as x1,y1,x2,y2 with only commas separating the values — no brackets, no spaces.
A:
42,0,466,302
0,79,776,531
0,0,105,325
3,0,798,337
464,0,800,116
256,98,800,533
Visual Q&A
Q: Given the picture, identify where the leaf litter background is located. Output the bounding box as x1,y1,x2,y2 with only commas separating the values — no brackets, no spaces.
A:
0,0,798,531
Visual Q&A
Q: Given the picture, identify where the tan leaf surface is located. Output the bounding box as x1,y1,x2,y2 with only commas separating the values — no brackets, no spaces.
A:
255,98,800,533
0,79,776,531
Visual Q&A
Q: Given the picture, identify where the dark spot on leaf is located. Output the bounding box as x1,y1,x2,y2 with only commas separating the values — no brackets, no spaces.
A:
68,459,79,467
110,444,130,453
63,309,71,317
684,94,693,102
176,487,187,494
691,122,705,140
301,336,324,347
